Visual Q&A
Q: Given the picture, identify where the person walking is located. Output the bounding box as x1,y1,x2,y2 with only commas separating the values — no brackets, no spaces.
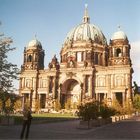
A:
20,106,32,139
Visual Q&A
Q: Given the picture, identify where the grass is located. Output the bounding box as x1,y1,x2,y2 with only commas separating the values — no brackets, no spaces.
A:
32,113,78,124
0,113,78,125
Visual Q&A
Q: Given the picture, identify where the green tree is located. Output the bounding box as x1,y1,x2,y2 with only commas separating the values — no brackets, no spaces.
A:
0,24,19,114
133,94,140,112
14,98,22,112
133,81,139,96
112,99,123,115
123,100,134,115
77,101,99,121
99,104,116,119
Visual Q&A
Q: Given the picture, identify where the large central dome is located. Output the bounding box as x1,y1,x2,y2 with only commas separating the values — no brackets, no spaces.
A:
64,5,107,46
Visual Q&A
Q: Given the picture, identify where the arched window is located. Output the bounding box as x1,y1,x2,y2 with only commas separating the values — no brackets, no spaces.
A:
116,48,121,57
27,55,32,62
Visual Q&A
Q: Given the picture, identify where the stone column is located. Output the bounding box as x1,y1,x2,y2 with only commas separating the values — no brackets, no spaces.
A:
113,48,115,57
45,77,50,108
127,74,131,99
111,92,115,103
53,76,56,99
58,84,62,102
111,74,114,88
46,77,49,94
123,47,126,57
122,92,125,107
96,93,99,101
83,75,86,99
89,76,92,98
38,94,41,109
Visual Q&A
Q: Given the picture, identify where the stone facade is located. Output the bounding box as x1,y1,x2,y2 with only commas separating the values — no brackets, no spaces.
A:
19,5,133,111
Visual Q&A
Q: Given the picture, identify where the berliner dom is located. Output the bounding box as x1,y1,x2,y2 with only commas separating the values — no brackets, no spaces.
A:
19,5,133,112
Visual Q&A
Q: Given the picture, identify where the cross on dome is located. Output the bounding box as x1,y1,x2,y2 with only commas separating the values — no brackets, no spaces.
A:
117,25,121,31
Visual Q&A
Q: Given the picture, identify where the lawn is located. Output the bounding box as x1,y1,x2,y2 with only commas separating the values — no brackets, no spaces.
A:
0,113,78,125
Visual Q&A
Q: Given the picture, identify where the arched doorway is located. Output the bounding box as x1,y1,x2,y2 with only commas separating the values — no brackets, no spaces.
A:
61,79,81,109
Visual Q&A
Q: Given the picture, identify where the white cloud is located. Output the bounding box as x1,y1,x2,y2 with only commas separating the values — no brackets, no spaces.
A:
131,41,140,84
131,41,140,69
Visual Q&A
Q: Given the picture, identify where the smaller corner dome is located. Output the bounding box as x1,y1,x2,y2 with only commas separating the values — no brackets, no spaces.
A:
26,39,42,50
111,30,127,40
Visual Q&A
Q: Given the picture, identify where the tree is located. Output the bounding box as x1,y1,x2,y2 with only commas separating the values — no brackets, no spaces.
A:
133,94,140,112
77,101,99,121
0,23,19,114
133,81,139,96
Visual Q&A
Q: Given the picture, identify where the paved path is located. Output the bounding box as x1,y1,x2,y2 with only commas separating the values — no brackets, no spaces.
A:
1,116,140,139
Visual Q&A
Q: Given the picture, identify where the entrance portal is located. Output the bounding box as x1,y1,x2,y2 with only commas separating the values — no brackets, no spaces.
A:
61,79,81,109
115,92,123,105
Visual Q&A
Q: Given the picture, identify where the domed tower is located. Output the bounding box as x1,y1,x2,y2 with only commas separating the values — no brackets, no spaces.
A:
58,5,109,107
108,27,133,106
60,4,108,68
21,39,45,71
20,38,45,110
109,27,131,66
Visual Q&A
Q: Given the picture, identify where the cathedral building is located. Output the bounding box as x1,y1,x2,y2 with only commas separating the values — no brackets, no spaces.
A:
19,5,133,111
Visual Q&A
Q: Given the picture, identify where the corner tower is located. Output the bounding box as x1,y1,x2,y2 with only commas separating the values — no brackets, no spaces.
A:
21,39,45,71
109,27,131,66
19,38,45,109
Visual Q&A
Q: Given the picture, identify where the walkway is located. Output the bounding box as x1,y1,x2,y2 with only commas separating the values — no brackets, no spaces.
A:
0,116,140,139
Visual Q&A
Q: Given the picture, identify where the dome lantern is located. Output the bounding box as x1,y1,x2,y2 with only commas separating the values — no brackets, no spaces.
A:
63,4,107,46
83,4,90,24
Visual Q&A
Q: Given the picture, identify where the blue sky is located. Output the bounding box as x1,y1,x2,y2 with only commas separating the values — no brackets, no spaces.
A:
0,0,140,89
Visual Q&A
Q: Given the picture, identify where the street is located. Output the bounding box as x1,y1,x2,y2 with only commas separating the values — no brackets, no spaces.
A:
0,115,140,139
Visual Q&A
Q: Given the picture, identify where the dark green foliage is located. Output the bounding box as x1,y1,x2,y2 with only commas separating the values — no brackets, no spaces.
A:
0,91,20,115
78,101,117,121
77,101,99,121
0,25,19,115
99,105,116,119
133,81,139,96
133,94,140,111
0,35,19,91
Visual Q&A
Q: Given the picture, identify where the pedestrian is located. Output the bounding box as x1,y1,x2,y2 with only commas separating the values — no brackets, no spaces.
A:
20,106,32,139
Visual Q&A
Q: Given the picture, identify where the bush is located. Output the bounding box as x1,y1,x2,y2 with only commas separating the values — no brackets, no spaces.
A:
133,94,140,112
65,98,71,110
77,101,99,121
54,99,61,111
100,105,116,119
112,99,123,115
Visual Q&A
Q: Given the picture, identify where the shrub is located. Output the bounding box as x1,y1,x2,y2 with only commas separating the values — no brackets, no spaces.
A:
77,101,99,121
133,94,140,112
54,99,61,111
112,99,123,115
100,105,116,119
65,98,71,110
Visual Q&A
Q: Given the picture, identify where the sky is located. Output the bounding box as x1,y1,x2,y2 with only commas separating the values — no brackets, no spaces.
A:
0,0,140,90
